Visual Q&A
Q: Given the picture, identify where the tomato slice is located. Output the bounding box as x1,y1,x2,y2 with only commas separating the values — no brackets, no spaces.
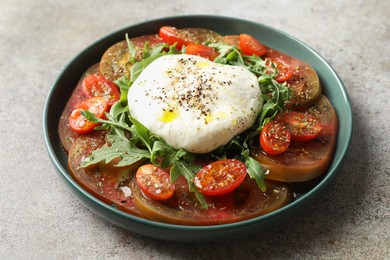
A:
136,164,175,201
278,111,323,142
132,176,292,225
68,132,145,218
252,95,338,182
185,43,219,61
69,97,108,134
82,74,120,106
194,159,247,196
239,34,267,57
266,57,293,83
260,121,291,155
159,26,192,50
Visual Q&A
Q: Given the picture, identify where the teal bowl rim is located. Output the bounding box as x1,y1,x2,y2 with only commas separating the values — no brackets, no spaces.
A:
43,15,353,241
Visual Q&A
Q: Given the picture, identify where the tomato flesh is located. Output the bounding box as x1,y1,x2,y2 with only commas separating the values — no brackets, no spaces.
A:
132,176,293,225
266,57,293,83
159,26,192,49
60,27,337,225
82,74,120,106
68,132,145,217
260,121,291,155
239,34,266,57
69,96,108,134
278,111,322,142
252,95,338,182
194,159,247,196
136,164,175,201
100,34,163,81
185,43,219,61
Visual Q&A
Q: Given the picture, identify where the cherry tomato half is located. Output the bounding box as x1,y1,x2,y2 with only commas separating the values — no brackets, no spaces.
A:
82,74,120,106
239,34,267,57
136,164,175,201
159,26,192,50
185,43,219,61
260,121,291,155
277,111,323,142
194,159,247,196
266,57,293,83
69,97,108,134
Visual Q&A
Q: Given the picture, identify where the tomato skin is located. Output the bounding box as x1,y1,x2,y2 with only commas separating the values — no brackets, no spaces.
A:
266,57,293,83
278,111,322,142
100,34,163,81
159,26,191,49
194,159,247,196
260,121,291,155
252,95,338,182
185,43,219,61
136,164,175,201
132,176,292,225
68,132,145,218
69,97,108,134
239,34,267,56
82,74,120,106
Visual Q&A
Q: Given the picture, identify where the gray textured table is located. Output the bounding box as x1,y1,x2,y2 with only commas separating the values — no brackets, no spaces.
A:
1,0,389,259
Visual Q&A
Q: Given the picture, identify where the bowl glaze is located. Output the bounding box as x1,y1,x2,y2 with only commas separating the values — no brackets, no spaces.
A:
43,15,352,243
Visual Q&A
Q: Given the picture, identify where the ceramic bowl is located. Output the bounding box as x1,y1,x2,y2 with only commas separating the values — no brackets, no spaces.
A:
43,15,352,243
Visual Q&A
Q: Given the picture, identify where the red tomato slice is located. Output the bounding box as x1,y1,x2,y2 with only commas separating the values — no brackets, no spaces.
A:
278,111,323,142
260,121,291,155
185,43,219,61
136,164,175,201
239,34,267,57
69,97,108,134
194,159,247,196
159,26,192,50
266,57,293,83
82,74,120,106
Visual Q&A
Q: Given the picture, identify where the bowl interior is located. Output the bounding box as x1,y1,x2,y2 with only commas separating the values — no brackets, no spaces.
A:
43,15,352,242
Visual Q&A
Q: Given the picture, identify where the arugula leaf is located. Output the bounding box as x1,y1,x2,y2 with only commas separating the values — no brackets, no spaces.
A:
81,110,132,133
130,54,163,83
128,116,153,152
114,76,132,105
81,134,150,167
130,44,180,83
150,140,181,168
125,33,136,64
170,160,207,208
241,149,266,192
149,139,208,207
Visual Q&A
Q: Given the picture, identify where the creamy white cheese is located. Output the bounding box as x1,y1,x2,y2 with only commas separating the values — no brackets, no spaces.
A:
128,54,262,153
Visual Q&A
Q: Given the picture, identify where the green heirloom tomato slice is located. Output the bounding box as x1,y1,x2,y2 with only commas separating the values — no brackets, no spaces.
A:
251,95,338,182
264,49,322,109
99,34,163,81
277,111,323,142
68,132,145,218
131,176,293,225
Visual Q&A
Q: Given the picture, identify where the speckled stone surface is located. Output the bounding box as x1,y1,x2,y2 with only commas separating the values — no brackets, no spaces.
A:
1,0,389,259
